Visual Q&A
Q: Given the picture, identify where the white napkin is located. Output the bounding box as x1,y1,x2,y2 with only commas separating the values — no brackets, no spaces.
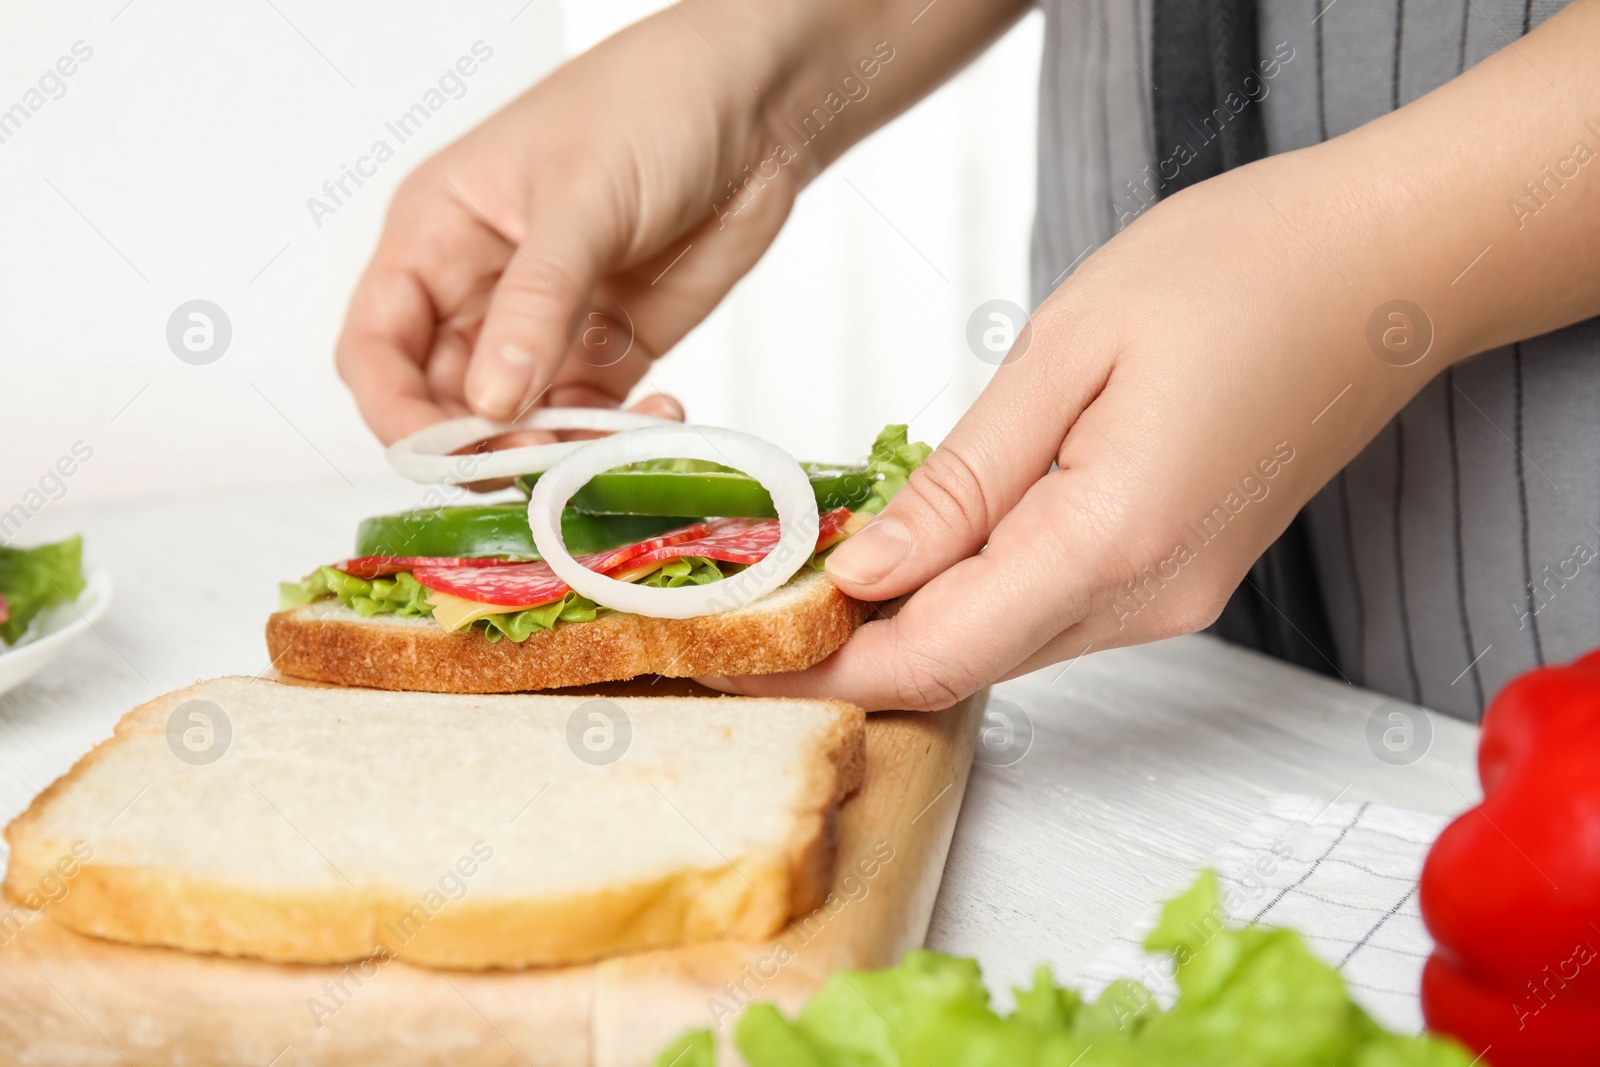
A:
1073,794,1450,1035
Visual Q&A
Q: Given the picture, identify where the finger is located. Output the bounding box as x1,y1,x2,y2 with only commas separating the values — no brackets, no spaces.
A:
722,468,1112,711
424,322,474,410
534,333,665,415
825,316,1111,602
462,183,622,421
335,264,454,444
628,391,685,421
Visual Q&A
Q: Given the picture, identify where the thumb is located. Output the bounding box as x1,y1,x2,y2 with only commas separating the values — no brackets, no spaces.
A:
826,401,1064,601
463,187,622,422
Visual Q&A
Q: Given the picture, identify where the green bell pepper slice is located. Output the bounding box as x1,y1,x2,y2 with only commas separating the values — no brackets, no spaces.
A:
510,425,930,517
354,505,695,560
515,465,875,518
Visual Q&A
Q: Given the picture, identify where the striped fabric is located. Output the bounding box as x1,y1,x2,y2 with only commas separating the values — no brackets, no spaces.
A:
1075,794,1449,1034
1033,0,1591,720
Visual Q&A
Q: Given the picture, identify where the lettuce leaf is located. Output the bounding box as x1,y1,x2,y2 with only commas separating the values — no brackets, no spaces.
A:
653,1028,716,1067
482,557,722,641
0,535,87,646
657,871,1475,1067
860,424,932,516
637,556,723,588
480,591,597,642
280,567,434,619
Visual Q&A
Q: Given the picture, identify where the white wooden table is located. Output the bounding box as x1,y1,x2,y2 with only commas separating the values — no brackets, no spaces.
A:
0,482,1482,1003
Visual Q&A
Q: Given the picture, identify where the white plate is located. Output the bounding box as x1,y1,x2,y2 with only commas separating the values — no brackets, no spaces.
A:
0,569,114,699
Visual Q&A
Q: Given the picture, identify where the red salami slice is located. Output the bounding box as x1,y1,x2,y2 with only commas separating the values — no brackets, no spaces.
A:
388,514,849,609
335,556,513,580
411,560,571,606
574,522,711,575
626,507,852,568
410,522,712,606
0,594,8,626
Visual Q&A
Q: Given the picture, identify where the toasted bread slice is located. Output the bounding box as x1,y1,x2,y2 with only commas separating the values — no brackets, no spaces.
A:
2,678,866,969
265,566,870,693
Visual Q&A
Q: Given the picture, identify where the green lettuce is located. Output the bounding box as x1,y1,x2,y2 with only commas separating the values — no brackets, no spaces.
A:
482,557,721,642
637,556,723,588
480,590,597,642
655,871,1474,1067
0,535,87,646
280,567,435,618
655,1029,716,1067
860,424,932,516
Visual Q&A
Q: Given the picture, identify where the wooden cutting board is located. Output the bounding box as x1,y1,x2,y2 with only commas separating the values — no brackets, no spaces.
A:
0,684,985,1067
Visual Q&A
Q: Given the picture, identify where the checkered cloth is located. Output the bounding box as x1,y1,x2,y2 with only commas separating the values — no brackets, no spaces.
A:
1074,794,1450,1034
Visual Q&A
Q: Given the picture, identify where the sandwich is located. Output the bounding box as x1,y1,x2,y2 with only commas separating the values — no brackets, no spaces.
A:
2,677,866,968
267,423,929,693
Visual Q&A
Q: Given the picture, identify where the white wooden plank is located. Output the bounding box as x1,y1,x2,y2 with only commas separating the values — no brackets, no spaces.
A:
928,636,1480,1000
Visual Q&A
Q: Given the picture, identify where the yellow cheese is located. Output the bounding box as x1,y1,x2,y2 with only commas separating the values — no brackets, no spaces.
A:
426,591,547,633
812,512,869,555
424,562,672,632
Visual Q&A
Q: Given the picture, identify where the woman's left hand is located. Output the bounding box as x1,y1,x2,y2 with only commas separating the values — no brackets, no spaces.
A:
712,0,1600,710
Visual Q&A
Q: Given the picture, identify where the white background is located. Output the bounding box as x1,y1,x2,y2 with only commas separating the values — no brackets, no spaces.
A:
0,1,1040,532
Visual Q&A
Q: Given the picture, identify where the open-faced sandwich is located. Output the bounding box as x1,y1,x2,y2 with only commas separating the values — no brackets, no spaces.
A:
268,419,928,693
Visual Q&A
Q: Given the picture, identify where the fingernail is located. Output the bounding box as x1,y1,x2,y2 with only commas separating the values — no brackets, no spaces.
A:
827,518,911,586
468,345,535,417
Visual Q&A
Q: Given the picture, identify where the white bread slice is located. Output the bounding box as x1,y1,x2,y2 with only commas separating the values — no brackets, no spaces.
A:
2,677,865,969
265,566,870,693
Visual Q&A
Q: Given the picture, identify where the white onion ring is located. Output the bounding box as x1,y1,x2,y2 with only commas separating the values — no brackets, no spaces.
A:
528,427,819,618
385,408,669,484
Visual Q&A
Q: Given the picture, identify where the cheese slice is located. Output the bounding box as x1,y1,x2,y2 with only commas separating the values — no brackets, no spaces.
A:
424,561,674,633
427,591,542,633
812,511,869,555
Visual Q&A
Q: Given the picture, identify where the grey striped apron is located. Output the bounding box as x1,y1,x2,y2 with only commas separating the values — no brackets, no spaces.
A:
1032,0,1589,721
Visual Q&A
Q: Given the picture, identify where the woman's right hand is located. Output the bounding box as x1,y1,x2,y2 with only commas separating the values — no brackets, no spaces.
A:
335,4,810,444
336,0,1028,444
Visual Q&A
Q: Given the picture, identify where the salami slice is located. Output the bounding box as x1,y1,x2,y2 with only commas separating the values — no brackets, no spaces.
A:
411,560,571,607
626,507,852,569
410,522,712,607
573,522,711,575
335,556,513,580
395,513,847,609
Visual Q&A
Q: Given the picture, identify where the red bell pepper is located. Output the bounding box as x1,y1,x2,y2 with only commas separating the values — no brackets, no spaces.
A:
1419,649,1600,1065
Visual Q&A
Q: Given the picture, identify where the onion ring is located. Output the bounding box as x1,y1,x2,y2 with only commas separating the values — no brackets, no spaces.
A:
528,427,819,618
384,408,669,484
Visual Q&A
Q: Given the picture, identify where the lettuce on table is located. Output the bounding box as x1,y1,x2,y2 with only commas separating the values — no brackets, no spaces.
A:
0,535,87,646
655,871,1474,1067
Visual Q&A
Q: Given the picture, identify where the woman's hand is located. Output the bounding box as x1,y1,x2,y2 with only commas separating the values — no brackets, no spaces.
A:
713,161,1430,709
334,6,799,443
334,0,1029,443
717,0,1600,710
